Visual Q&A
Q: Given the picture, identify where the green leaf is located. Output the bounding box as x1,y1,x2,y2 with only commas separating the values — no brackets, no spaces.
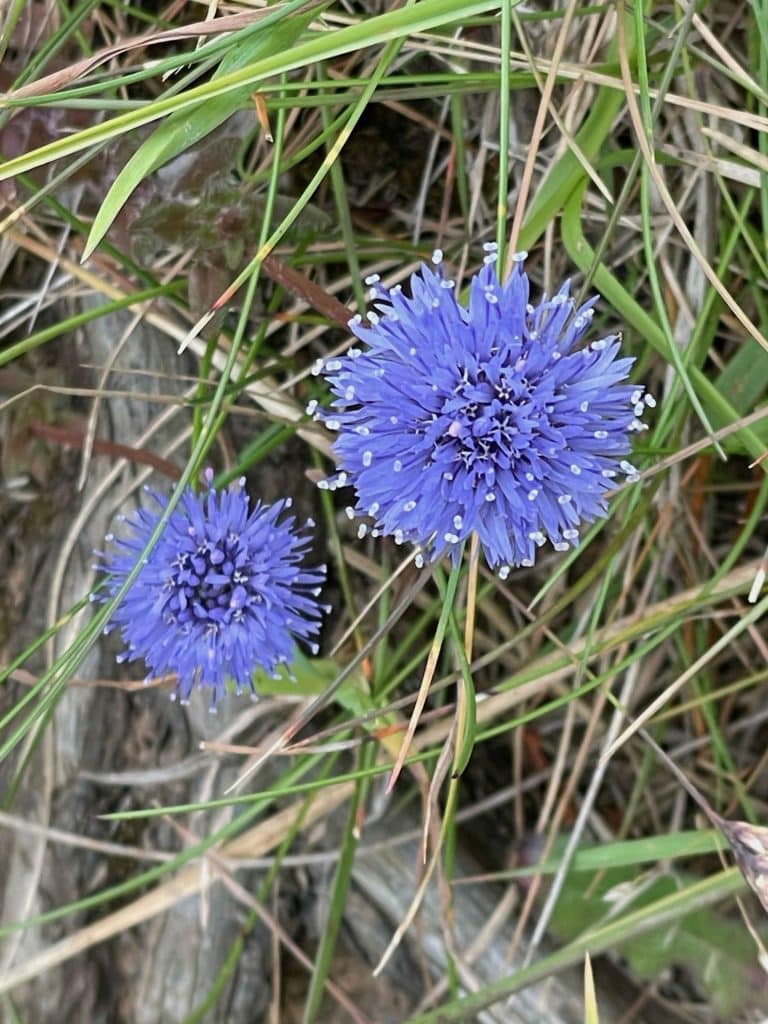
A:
712,337,768,448
83,9,316,259
550,862,767,1017
492,829,723,879
252,653,378,722
404,870,746,1023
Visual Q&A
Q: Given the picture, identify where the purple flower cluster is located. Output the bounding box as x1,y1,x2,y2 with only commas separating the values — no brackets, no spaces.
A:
311,248,649,576
98,472,325,707
99,247,647,706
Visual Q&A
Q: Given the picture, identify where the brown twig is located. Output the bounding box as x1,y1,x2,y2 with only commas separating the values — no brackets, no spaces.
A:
29,421,182,480
261,254,356,329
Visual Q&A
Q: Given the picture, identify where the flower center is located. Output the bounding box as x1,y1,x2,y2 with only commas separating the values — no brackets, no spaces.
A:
164,531,260,631
433,363,537,471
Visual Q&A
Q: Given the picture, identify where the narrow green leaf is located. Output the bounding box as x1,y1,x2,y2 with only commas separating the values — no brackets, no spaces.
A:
583,954,599,1024
713,338,768,444
404,869,745,1023
0,0,504,184
83,10,316,258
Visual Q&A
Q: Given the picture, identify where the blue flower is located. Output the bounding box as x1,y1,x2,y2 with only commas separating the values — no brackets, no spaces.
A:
97,471,326,707
311,247,649,576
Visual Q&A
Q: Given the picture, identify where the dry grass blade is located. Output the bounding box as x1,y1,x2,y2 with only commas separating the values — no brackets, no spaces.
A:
642,729,768,918
600,590,768,765
386,637,444,794
616,0,768,355
505,0,581,263
2,8,310,101
0,783,354,997
372,780,459,979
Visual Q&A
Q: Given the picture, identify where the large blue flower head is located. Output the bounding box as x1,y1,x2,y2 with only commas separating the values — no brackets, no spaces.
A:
97,471,326,708
311,247,650,576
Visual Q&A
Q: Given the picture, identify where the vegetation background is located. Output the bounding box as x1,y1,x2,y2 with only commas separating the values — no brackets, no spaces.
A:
1,1,768,1021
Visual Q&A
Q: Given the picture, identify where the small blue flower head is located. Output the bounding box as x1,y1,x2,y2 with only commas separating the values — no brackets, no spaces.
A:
97,470,326,708
312,248,650,576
